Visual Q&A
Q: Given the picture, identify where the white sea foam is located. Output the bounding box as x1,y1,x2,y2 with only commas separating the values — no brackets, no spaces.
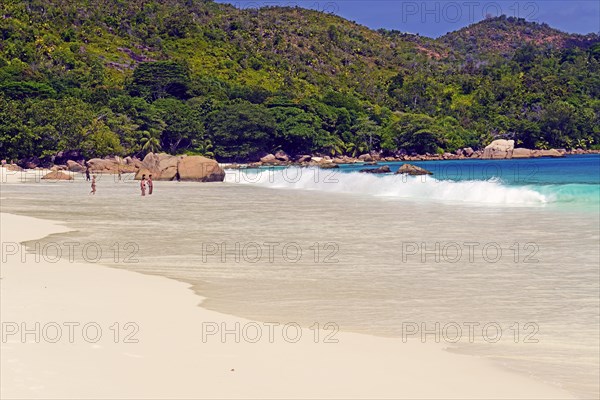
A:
225,167,548,205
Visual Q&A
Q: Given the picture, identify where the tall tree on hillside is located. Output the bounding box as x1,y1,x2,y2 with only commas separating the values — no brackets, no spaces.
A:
129,62,191,101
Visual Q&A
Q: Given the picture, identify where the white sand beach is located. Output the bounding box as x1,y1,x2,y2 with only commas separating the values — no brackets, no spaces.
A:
0,212,573,399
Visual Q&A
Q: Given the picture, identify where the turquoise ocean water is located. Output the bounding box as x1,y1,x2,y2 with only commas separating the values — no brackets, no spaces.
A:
249,154,600,209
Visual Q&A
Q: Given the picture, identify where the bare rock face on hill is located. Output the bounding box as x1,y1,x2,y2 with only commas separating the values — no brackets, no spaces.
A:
41,171,73,180
482,140,515,159
134,153,225,182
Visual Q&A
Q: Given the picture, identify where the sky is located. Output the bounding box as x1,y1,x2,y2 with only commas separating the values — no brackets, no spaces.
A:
214,0,600,38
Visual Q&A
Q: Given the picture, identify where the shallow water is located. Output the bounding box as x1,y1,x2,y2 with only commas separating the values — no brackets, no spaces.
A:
1,157,598,398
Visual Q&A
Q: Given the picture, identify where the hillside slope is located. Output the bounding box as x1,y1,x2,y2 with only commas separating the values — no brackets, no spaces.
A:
440,15,599,59
1,1,599,162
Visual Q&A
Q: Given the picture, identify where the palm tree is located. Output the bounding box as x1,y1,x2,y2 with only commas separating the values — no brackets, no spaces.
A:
345,141,368,157
192,138,215,158
323,136,345,157
140,131,161,154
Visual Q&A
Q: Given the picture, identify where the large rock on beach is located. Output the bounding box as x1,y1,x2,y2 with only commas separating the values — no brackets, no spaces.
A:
158,155,180,180
511,148,533,159
124,156,143,169
395,164,433,176
482,140,515,159
134,153,224,182
260,154,277,164
41,171,73,181
274,150,290,162
18,156,40,169
533,149,564,158
4,164,23,172
67,160,86,172
86,158,111,172
135,153,177,180
86,157,136,173
177,156,225,182
54,150,83,165
297,155,312,163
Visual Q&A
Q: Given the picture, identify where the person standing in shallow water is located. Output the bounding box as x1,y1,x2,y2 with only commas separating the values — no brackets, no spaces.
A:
148,174,153,195
85,166,91,181
140,175,146,196
90,175,96,195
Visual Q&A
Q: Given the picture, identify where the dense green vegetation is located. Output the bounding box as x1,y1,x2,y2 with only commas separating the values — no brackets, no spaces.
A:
1,0,599,162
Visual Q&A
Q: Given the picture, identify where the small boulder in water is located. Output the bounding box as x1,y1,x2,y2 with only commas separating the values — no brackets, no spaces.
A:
360,165,391,174
395,164,433,176
319,163,339,169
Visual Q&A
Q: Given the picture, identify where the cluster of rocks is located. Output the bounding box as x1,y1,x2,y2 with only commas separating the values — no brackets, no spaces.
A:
134,153,225,182
85,156,141,173
10,152,225,183
481,140,565,159
246,151,447,168
6,140,599,181
241,140,590,169
359,163,433,176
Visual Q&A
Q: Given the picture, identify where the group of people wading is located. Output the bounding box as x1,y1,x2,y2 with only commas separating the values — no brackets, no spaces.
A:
86,167,154,196
140,174,153,196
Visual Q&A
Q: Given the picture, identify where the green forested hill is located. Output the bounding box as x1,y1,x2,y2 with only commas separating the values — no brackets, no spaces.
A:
1,0,599,162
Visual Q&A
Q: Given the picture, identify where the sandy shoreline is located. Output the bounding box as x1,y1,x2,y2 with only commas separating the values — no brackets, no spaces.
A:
0,211,573,399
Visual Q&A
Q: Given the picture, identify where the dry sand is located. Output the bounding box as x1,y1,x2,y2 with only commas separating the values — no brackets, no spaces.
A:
0,211,573,399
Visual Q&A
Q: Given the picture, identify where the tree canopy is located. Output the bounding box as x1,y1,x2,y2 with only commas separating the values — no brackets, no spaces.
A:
0,1,598,162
